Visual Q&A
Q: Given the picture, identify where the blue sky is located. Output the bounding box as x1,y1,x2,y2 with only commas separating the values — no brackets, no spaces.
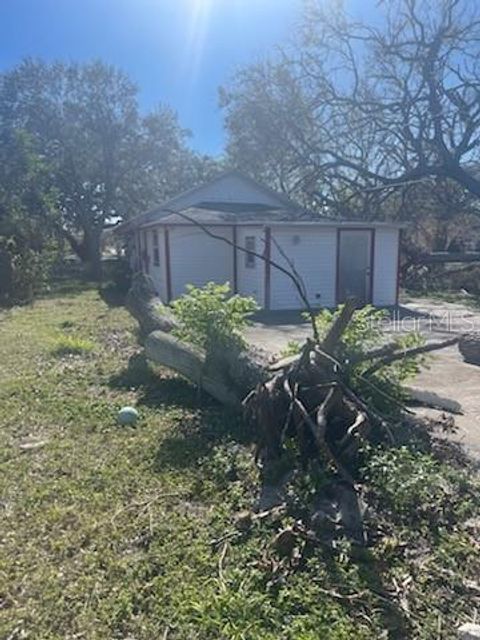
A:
0,0,303,155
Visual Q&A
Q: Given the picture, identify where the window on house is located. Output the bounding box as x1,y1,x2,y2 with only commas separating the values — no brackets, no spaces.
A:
245,236,256,268
152,229,160,267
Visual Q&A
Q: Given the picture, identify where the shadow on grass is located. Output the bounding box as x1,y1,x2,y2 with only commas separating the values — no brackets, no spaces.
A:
109,352,204,411
43,276,96,299
153,408,250,472
98,283,127,308
109,351,253,471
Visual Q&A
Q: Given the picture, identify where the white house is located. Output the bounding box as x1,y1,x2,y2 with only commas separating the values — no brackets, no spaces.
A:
118,171,401,310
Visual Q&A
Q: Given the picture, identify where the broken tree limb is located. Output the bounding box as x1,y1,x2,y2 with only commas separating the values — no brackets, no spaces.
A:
126,273,268,405
349,341,400,364
404,388,463,415
363,336,460,376
145,330,242,407
321,298,357,354
126,272,178,338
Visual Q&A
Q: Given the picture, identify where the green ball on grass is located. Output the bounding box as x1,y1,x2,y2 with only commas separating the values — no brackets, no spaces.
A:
117,406,139,426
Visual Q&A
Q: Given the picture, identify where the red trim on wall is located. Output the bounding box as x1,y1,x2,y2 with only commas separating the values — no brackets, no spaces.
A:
264,227,271,310
369,228,376,304
335,228,341,306
164,227,172,302
143,230,150,273
395,228,402,306
232,225,238,294
136,230,142,272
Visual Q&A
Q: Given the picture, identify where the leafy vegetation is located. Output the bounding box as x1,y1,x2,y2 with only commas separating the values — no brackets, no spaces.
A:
285,305,426,417
0,59,220,283
171,281,259,352
0,128,59,304
0,284,478,639
51,333,96,356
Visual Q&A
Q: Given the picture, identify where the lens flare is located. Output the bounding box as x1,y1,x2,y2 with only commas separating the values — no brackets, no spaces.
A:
184,0,215,82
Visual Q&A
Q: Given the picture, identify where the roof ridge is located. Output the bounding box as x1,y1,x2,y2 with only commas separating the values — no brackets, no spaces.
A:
115,170,300,232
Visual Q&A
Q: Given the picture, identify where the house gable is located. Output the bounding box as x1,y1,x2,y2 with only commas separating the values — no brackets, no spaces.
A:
123,171,297,230
163,171,293,210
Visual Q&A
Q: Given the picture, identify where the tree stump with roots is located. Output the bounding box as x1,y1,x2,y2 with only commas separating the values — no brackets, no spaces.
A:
125,273,460,541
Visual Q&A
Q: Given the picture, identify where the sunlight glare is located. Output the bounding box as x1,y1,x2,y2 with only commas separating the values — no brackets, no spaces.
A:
185,0,216,81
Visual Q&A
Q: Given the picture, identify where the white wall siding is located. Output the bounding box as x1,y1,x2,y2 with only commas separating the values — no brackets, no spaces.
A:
372,228,399,306
236,226,264,305
167,174,284,210
169,226,234,299
269,227,337,310
139,221,400,309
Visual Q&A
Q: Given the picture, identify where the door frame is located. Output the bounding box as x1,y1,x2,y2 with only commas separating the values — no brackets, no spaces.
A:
335,228,375,306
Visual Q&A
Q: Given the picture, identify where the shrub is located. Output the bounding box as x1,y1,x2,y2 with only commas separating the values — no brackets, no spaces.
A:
363,446,477,529
0,238,58,305
52,334,95,356
103,256,132,294
308,305,425,417
171,282,259,352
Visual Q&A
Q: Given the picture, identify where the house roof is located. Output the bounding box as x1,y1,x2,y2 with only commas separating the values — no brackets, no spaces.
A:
115,169,299,233
115,170,405,234
137,205,404,229
141,205,308,226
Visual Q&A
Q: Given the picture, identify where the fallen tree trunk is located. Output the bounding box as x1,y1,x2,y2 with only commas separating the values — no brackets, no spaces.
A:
125,272,178,338
145,330,241,407
128,274,267,405
125,274,460,543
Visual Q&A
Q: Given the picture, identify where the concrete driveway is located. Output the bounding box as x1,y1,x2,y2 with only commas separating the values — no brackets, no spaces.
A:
245,298,480,459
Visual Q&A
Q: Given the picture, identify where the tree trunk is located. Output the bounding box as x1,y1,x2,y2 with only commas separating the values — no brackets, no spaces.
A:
62,225,103,281
125,273,268,402
0,247,13,304
83,226,103,281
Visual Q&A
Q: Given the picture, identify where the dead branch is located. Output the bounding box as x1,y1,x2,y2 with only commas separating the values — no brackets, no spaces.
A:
364,336,459,376
321,299,357,354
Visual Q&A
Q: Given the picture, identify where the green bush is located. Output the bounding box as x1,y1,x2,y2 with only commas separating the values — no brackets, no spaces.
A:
311,305,425,417
171,282,259,352
0,237,58,306
364,446,477,529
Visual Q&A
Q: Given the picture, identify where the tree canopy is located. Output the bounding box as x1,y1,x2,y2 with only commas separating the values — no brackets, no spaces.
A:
0,126,58,304
222,0,480,217
0,59,218,279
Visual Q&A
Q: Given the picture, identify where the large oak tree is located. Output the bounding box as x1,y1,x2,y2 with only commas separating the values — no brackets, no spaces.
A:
222,0,480,219
0,59,217,279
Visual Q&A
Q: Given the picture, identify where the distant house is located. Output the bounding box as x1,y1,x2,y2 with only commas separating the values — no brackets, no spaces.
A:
117,171,401,309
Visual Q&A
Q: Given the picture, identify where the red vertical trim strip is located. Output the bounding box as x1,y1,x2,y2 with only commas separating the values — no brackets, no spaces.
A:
264,227,271,310
137,231,142,272
335,228,341,306
369,228,376,304
232,225,238,294
395,228,402,306
164,226,172,303
143,231,150,274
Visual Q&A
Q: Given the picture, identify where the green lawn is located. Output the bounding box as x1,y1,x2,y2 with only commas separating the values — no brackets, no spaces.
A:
1,285,479,639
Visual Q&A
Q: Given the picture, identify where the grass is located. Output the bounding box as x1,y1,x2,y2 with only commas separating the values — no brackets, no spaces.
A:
0,282,479,639
51,334,96,356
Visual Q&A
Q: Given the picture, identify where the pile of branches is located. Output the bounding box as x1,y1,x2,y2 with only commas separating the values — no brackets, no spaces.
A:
246,299,458,477
126,274,458,543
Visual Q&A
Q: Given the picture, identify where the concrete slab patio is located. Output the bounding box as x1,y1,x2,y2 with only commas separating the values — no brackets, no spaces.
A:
245,297,480,459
